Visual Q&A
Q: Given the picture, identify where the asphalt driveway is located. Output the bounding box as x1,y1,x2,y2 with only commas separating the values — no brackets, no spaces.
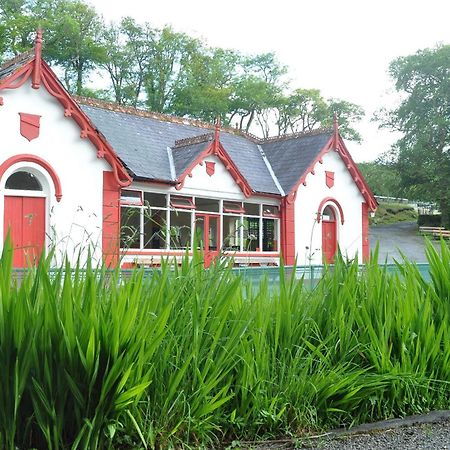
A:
369,221,441,263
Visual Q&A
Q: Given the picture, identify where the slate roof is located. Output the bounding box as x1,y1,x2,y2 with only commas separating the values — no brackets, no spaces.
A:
172,140,211,178
262,132,333,194
0,51,34,83
80,102,284,195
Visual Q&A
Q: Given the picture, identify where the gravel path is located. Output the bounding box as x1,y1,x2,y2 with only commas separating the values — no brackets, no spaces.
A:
233,411,450,450
369,221,441,263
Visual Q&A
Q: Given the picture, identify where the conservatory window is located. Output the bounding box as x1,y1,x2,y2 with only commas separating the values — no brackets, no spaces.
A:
120,190,142,205
195,197,220,212
223,215,241,251
170,195,195,209
243,217,260,251
223,201,245,214
120,206,141,249
169,210,192,249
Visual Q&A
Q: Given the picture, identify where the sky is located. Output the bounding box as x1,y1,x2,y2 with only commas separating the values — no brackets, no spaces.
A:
89,0,450,162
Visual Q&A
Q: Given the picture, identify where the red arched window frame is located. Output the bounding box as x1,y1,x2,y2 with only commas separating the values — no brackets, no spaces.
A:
0,154,62,201
316,197,344,225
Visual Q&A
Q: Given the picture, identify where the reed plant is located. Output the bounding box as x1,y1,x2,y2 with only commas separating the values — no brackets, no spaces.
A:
0,240,449,449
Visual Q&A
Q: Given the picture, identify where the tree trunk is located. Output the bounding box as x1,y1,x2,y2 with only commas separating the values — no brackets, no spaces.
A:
440,197,450,229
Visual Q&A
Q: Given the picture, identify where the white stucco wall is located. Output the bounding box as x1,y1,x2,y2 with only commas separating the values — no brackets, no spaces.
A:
0,83,110,265
294,150,364,266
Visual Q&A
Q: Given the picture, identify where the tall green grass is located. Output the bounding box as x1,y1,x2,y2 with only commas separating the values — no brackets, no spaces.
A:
0,241,449,448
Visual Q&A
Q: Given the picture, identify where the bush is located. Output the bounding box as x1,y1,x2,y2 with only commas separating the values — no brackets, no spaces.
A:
418,214,442,227
371,203,417,225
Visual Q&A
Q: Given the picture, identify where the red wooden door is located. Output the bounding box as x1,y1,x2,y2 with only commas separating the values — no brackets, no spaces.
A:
4,196,46,267
196,214,220,268
322,220,337,264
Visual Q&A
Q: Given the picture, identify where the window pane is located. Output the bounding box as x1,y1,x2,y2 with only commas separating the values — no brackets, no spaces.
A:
223,216,241,251
244,203,260,216
120,207,141,249
169,211,192,249
5,171,42,191
243,217,260,251
143,209,166,249
322,206,335,221
121,190,142,205
223,201,244,214
170,196,194,209
144,192,166,208
263,205,280,217
263,218,278,251
195,197,219,212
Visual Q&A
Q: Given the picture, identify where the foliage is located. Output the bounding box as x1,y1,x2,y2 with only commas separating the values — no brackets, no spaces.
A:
379,44,450,227
358,161,403,197
1,240,450,448
370,202,417,225
0,238,171,449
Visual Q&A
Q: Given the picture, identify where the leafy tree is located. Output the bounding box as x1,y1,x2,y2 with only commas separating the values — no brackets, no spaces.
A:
274,89,364,141
275,88,328,135
144,26,201,113
380,44,450,227
43,0,106,95
326,99,364,142
100,18,154,106
172,48,238,122
358,161,402,197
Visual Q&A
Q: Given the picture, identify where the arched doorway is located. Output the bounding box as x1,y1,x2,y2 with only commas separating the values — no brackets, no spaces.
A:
3,169,47,267
321,205,337,263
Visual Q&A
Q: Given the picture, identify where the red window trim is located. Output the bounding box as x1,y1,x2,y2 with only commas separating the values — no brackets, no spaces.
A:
170,195,195,210
223,202,245,214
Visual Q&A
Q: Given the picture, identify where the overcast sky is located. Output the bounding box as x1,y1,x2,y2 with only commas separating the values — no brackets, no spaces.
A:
89,0,450,162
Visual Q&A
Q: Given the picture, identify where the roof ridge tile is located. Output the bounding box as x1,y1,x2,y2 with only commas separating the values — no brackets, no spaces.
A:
260,128,333,144
173,133,213,149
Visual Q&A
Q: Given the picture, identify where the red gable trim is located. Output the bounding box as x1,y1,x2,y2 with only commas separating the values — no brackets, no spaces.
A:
175,138,254,197
289,134,378,211
0,50,131,188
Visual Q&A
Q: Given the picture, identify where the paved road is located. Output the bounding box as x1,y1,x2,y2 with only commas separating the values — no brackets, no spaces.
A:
369,221,440,263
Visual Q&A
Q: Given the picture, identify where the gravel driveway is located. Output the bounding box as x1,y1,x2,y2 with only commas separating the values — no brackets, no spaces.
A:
369,221,441,263
234,411,450,450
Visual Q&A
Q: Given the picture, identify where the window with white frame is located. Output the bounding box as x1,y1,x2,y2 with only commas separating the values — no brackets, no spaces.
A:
120,191,280,253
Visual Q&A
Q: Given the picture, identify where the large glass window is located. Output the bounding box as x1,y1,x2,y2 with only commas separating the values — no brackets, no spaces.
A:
223,215,241,251
169,210,192,249
119,190,280,253
120,206,141,249
143,208,167,249
243,217,260,251
263,218,278,251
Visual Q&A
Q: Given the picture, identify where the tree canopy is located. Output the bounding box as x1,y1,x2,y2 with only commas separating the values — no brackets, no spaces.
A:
379,44,450,226
0,0,364,139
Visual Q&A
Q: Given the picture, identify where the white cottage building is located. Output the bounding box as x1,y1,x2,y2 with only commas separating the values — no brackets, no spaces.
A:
0,33,377,268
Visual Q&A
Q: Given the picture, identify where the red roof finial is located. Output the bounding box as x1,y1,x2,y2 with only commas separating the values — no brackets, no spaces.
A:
333,112,339,149
214,116,221,140
213,116,221,152
32,28,43,89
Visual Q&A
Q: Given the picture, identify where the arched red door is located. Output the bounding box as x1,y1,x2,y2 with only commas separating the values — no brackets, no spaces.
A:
322,205,337,263
3,170,46,267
